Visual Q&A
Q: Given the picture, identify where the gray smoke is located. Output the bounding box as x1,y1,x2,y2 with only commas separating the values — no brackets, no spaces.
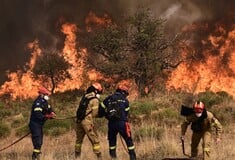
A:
0,0,234,84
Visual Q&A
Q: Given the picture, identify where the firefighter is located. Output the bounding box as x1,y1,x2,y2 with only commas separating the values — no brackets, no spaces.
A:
75,82,103,160
181,101,222,160
29,86,56,160
100,84,136,160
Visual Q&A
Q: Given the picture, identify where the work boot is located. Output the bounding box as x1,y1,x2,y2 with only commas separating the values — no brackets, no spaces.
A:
109,149,117,159
129,150,136,160
75,151,81,159
96,152,102,160
32,152,40,160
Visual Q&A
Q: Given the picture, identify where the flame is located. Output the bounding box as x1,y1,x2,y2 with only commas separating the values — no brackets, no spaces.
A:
0,21,106,100
0,40,41,100
167,22,235,97
85,11,113,32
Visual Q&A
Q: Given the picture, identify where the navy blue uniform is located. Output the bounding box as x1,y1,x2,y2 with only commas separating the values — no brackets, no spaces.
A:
29,96,54,157
102,91,136,160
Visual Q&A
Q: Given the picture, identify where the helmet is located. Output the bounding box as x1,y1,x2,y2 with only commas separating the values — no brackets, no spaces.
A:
117,84,129,96
193,101,204,113
92,82,103,93
117,84,129,93
38,86,51,95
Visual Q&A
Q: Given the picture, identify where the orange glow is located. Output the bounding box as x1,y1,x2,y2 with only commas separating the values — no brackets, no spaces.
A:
0,22,107,100
85,11,113,32
167,23,235,97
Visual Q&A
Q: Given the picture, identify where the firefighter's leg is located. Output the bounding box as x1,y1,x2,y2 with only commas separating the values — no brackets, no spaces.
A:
108,122,118,159
119,122,136,160
83,120,101,159
202,131,212,160
30,124,43,160
75,122,86,158
191,132,203,158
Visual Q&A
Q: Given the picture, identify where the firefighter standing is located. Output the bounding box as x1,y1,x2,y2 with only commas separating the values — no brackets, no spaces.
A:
75,82,103,160
29,86,56,160
181,101,222,160
100,84,136,160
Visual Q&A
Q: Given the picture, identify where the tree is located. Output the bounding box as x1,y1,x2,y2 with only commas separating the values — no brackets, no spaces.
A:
86,8,182,97
33,51,71,94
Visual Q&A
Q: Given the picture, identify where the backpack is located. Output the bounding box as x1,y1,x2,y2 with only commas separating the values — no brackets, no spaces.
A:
106,97,122,121
76,96,96,121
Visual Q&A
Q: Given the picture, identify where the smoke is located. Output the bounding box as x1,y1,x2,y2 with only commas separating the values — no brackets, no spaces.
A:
0,0,234,84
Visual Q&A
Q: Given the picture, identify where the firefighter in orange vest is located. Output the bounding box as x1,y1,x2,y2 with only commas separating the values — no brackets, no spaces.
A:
29,86,56,160
181,101,222,160
75,82,103,160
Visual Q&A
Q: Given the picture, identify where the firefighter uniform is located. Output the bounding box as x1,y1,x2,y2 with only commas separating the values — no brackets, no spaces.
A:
102,90,136,160
29,95,55,160
75,92,101,158
181,110,222,160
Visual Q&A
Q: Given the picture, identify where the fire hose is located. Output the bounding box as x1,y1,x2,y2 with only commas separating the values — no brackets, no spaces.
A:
0,131,31,152
0,116,76,152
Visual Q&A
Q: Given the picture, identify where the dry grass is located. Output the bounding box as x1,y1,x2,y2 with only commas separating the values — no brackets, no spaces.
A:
0,122,234,160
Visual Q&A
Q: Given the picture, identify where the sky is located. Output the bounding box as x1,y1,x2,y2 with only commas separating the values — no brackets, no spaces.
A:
0,0,234,85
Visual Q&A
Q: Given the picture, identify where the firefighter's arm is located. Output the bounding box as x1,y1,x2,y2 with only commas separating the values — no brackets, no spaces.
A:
181,117,191,136
90,98,100,117
212,116,222,140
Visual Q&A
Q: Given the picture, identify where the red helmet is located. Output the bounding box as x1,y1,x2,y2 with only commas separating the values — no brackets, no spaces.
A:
38,86,51,95
194,101,205,113
92,82,103,93
117,84,129,92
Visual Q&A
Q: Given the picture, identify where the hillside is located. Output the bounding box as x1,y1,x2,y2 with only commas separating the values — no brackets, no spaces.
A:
0,91,234,160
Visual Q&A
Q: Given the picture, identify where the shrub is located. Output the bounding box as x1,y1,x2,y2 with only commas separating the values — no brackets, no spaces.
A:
133,126,164,142
44,119,73,137
130,101,157,116
198,91,225,108
153,108,180,126
15,125,30,136
0,122,11,138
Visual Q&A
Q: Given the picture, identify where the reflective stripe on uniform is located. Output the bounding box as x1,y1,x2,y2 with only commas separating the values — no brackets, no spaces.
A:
128,146,135,150
34,107,42,112
75,143,81,149
100,102,106,109
125,107,130,111
203,147,210,152
93,144,100,151
117,99,125,103
92,105,99,110
109,146,116,150
33,149,41,153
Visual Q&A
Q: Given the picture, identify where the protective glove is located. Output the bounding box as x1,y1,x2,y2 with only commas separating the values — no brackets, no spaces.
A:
216,138,221,144
180,135,185,141
45,112,56,119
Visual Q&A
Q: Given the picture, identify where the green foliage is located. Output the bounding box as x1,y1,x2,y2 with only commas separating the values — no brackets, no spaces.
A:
130,101,157,115
15,125,30,136
198,91,231,108
11,118,26,128
153,108,180,126
0,122,11,138
44,119,73,137
86,8,180,97
133,126,164,142
0,108,12,119
33,52,71,93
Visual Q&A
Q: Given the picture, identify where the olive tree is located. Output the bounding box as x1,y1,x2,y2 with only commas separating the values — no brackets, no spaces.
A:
33,51,71,94
86,8,182,96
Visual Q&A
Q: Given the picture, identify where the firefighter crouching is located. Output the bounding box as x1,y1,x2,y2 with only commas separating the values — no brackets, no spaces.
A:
100,84,136,160
29,86,56,160
181,101,222,160
75,82,103,160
